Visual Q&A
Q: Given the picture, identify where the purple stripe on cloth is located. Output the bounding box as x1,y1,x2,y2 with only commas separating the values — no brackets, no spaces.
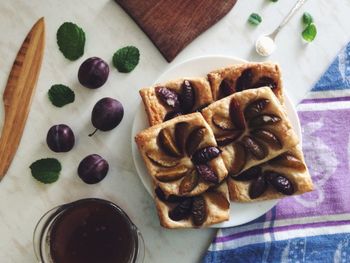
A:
214,220,350,244
272,108,350,220
301,96,350,104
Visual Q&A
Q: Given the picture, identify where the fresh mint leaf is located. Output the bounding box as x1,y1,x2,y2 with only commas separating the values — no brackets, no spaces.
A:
302,12,313,26
248,13,262,26
57,22,85,61
30,158,61,184
302,23,317,42
48,84,75,107
113,46,140,73
270,0,278,2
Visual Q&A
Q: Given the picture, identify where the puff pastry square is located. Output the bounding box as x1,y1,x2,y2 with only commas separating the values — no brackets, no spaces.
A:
207,62,284,102
228,145,313,202
201,87,299,177
139,77,213,126
135,112,228,197
155,182,230,228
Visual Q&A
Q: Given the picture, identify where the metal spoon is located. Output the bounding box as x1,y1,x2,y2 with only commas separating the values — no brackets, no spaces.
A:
255,0,307,56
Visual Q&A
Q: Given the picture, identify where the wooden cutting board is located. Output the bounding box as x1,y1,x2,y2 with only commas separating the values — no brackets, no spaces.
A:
115,0,237,62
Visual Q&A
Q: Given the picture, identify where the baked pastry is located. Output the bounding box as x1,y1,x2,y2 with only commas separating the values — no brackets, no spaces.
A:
135,112,228,197
207,62,283,102
228,145,313,202
139,77,213,126
201,87,299,177
154,182,230,228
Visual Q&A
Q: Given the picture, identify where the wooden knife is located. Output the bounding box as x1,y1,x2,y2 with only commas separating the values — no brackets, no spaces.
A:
0,17,45,179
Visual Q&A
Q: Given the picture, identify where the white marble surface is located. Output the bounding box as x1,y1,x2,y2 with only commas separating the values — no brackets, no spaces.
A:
0,0,350,262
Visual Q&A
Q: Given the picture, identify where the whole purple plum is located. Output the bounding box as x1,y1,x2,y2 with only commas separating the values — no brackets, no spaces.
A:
46,124,75,152
77,154,109,184
78,57,109,89
89,97,124,136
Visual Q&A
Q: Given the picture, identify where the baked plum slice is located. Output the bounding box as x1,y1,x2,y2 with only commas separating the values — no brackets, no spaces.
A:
155,165,189,182
244,99,269,120
249,175,268,199
229,98,246,130
158,127,182,157
179,170,199,194
252,129,282,150
265,171,295,195
146,150,179,168
186,127,206,156
241,136,268,160
236,68,254,91
249,114,281,128
212,114,235,131
269,153,305,171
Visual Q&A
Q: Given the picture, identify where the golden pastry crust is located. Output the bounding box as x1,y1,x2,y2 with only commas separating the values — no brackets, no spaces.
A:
207,62,284,103
155,182,230,228
201,87,299,176
135,113,228,197
139,77,213,126
228,145,313,202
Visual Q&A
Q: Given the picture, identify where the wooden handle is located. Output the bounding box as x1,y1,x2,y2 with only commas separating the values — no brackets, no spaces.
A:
0,17,45,179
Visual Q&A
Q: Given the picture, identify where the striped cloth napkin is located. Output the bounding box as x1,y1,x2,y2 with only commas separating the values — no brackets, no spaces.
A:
204,43,350,263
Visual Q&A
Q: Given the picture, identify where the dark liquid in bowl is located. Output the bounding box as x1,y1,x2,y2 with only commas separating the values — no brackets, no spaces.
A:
49,199,135,263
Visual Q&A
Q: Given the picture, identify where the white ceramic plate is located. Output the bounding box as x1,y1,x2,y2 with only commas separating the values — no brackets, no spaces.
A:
131,56,302,228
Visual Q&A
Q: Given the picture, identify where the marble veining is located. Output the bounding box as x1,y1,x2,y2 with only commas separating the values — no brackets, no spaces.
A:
0,0,350,262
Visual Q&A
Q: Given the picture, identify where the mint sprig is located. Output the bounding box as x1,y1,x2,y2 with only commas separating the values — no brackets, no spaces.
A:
48,84,75,107
302,12,313,26
301,12,317,42
248,13,262,26
30,158,61,184
57,22,85,61
302,23,317,42
113,46,140,73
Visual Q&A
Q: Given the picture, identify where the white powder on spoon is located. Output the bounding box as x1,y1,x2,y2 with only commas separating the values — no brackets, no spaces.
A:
255,36,276,57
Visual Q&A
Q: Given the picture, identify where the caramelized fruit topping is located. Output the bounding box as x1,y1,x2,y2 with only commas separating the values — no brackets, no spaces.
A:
220,78,235,97
191,196,207,226
196,164,219,183
242,136,268,160
244,99,270,120
229,98,246,130
155,187,187,203
253,76,277,90
186,127,206,156
179,170,199,194
249,114,281,128
252,129,282,150
230,143,247,175
206,191,230,210
169,198,192,221
155,165,189,182
249,175,268,199
236,68,254,91
192,146,221,164
146,150,179,168
216,130,243,147
164,111,182,122
158,127,182,157
265,171,295,195
269,153,306,171
180,80,195,113
233,166,262,181
212,114,235,131
175,122,190,154
155,86,180,110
